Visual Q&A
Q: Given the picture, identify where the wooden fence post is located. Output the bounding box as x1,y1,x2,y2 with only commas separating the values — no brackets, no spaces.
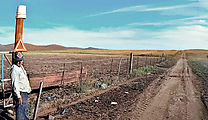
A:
150,58,152,66
129,53,133,74
109,59,114,84
61,63,65,85
126,58,129,78
136,56,139,69
33,82,43,120
110,59,113,78
118,58,123,80
145,56,147,67
79,62,83,92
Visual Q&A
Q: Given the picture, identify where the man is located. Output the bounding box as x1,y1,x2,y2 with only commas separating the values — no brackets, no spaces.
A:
10,52,31,120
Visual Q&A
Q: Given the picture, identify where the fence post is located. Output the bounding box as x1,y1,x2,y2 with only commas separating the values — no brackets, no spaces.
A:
161,53,164,62
126,58,129,79
150,58,152,66
109,59,113,84
33,82,43,120
110,59,113,78
136,56,139,69
79,62,83,92
129,53,133,74
118,58,123,80
145,56,147,67
61,63,65,85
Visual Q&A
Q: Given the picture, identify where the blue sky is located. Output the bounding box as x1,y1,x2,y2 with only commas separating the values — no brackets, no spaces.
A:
0,0,208,50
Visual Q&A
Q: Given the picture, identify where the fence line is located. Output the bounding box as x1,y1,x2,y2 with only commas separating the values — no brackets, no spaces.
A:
1,55,169,91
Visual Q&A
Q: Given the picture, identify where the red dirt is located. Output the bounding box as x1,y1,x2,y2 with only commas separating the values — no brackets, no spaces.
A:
2,53,205,120
123,58,208,120
40,56,208,120
33,57,176,119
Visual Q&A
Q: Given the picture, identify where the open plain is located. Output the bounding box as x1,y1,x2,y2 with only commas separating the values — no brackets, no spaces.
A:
0,49,208,120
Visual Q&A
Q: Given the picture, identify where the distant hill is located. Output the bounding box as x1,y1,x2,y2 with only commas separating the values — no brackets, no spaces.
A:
186,49,208,51
0,43,104,51
85,47,105,50
25,43,83,51
0,44,13,51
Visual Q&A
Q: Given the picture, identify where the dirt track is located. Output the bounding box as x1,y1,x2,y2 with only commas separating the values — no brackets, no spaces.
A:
123,58,208,120
40,56,208,120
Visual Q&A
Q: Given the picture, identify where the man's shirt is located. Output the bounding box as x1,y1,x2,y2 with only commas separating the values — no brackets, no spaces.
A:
10,64,31,98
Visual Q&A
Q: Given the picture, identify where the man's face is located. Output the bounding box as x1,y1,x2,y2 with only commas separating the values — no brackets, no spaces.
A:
17,60,23,67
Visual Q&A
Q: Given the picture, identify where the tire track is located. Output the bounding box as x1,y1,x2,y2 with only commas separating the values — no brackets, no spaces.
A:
125,57,208,120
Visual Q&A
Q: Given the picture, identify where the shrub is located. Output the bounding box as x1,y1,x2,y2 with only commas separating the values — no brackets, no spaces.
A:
133,66,157,76
189,59,208,80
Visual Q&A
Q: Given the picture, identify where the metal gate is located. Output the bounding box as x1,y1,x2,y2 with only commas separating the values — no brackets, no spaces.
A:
0,52,13,108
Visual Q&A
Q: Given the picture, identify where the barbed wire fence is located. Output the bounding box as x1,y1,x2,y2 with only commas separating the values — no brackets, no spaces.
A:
0,53,168,94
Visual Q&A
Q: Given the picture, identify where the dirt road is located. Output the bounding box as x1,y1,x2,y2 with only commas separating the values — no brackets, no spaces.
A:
43,57,208,120
124,58,208,120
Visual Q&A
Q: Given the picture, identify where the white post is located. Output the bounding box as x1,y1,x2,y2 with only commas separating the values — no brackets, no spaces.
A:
33,82,44,120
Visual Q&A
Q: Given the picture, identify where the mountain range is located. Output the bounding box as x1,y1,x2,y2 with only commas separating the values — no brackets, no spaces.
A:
0,43,103,51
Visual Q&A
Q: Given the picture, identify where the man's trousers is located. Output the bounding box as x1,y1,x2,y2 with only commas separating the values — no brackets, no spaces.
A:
16,92,29,120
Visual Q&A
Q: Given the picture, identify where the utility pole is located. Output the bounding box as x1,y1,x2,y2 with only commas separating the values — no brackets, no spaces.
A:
12,5,27,110
12,5,27,64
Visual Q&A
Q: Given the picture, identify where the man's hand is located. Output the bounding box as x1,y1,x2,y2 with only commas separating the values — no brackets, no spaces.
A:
18,98,22,105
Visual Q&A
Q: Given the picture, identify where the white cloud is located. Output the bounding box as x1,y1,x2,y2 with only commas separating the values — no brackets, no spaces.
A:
128,17,208,26
89,5,145,17
88,0,208,17
181,15,208,20
0,25,208,50
198,0,208,9
23,27,141,49
0,27,14,44
89,4,192,17
143,4,191,11
152,25,208,49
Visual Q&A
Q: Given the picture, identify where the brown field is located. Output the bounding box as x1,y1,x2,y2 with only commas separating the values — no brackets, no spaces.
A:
0,49,207,120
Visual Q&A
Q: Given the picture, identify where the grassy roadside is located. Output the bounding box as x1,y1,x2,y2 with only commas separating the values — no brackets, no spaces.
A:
188,57,208,108
189,59,208,80
133,66,157,76
25,49,178,56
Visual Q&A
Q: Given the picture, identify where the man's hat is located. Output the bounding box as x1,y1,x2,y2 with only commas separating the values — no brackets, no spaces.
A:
15,52,24,61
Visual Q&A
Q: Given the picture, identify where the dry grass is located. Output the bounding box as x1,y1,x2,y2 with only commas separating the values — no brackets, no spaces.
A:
185,50,208,58
25,49,180,56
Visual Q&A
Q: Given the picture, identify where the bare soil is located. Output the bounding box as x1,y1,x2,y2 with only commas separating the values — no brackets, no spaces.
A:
123,58,208,120
1,53,206,120
47,57,208,120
